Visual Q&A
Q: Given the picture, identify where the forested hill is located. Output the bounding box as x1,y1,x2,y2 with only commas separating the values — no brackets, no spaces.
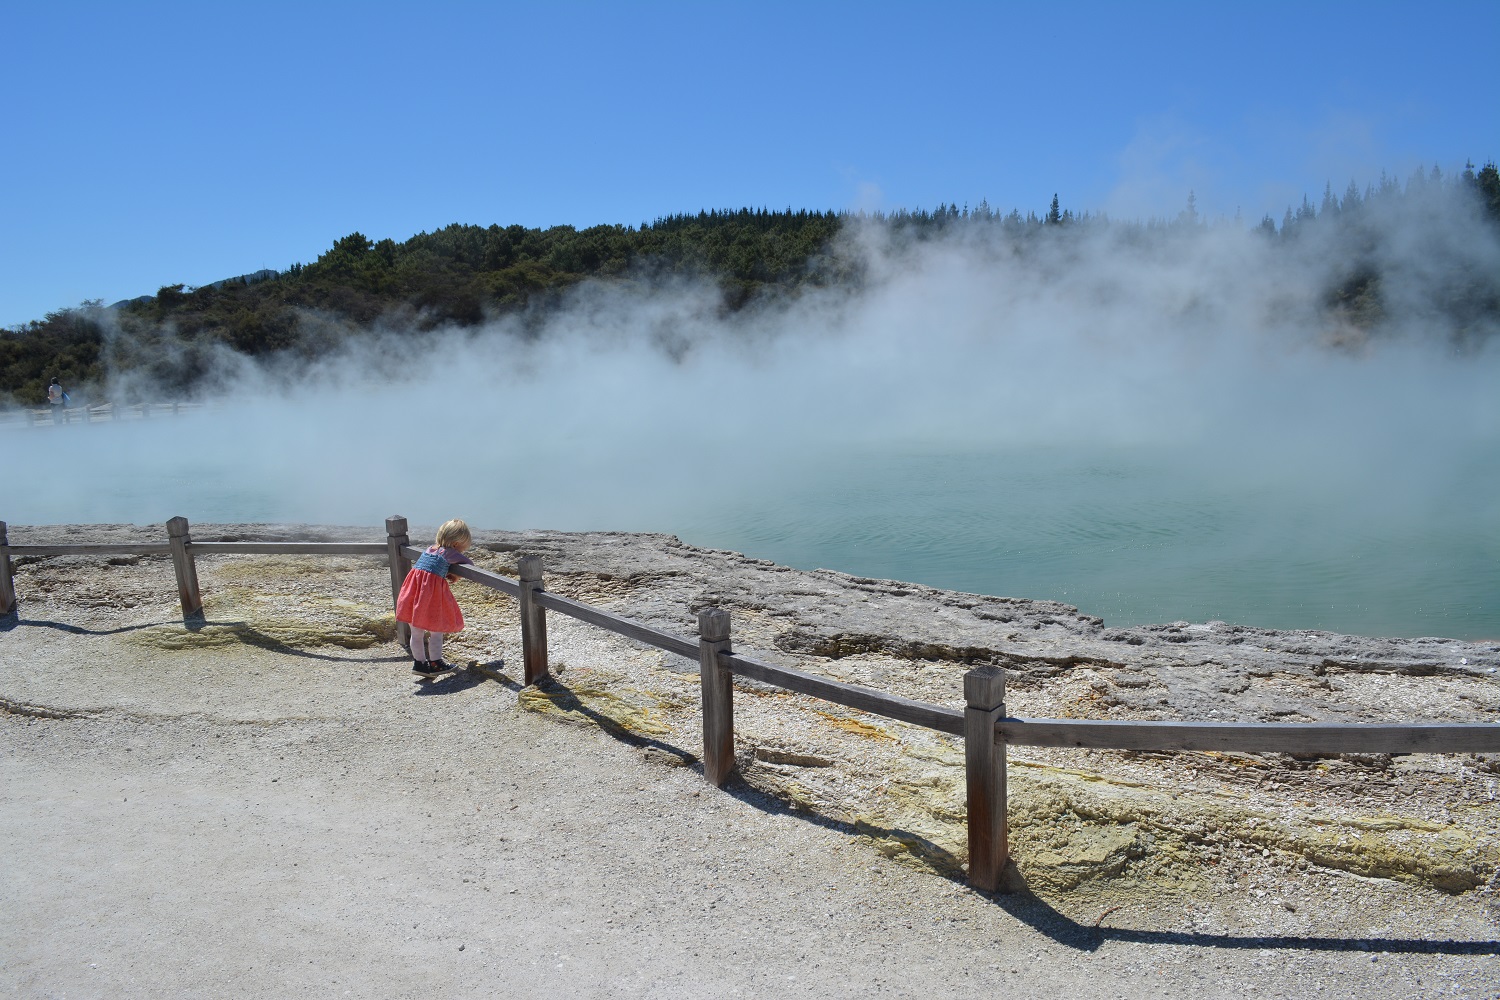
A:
2,209,845,404
4,162,1499,406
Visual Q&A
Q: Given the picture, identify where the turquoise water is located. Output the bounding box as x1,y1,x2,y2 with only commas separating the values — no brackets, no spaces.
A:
5,411,1497,641
668,447,1500,640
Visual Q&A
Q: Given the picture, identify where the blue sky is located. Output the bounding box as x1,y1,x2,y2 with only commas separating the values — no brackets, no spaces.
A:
3,0,1495,328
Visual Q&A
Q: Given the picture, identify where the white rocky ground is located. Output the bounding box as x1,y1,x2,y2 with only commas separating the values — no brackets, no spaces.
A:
2,523,1497,998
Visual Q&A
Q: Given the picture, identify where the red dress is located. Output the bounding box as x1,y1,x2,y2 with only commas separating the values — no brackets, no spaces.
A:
396,546,469,633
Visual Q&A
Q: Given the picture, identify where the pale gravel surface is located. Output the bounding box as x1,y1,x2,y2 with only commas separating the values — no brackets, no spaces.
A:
1,522,1497,998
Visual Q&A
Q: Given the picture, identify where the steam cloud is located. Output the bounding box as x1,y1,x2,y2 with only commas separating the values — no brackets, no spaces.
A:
6,186,1498,637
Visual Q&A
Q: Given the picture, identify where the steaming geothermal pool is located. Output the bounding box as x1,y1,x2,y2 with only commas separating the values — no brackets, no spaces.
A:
708,446,1500,641
5,414,1496,640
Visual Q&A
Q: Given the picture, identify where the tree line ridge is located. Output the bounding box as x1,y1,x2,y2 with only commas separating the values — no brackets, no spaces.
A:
4,162,1498,407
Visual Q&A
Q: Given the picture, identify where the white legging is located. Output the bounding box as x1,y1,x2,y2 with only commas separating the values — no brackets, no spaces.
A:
409,629,445,662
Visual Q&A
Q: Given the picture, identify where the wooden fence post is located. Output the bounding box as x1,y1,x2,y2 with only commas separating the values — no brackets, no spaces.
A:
964,664,1009,892
165,516,203,619
698,608,735,786
384,516,412,647
0,521,16,616
518,554,549,686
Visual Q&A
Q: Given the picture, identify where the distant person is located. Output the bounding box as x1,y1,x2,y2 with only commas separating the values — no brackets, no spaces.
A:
396,519,474,680
47,378,69,421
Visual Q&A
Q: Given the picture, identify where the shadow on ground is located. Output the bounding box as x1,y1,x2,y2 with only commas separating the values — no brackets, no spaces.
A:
7,622,1489,960
3,610,408,665
509,674,700,765
502,673,1500,959
412,661,494,696
2,613,173,637
979,879,1500,956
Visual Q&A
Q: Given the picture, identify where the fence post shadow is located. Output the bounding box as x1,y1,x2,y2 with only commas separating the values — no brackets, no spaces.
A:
517,673,699,764
468,658,523,692
968,869,1500,957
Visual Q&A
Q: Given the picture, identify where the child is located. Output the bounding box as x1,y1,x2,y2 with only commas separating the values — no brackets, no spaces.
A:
396,519,474,679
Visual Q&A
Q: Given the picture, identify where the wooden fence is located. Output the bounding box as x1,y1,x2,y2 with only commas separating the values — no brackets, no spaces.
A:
3,515,1497,892
0,402,204,428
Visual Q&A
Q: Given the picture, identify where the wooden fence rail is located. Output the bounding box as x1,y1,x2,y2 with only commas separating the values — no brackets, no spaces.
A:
3,515,1497,893
0,402,204,429
724,650,966,735
7,543,175,557
995,718,1500,755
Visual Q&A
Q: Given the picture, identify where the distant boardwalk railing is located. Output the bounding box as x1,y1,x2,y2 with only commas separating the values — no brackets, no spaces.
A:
0,401,205,428
2,515,1496,892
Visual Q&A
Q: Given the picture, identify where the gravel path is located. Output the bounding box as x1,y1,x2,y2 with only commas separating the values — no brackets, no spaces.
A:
1,525,1497,997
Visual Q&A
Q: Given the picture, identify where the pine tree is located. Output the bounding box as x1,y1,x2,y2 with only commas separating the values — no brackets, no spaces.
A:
1046,194,1062,225
1181,191,1199,227
1342,180,1362,213
1321,181,1339,218
1476,162,1500,220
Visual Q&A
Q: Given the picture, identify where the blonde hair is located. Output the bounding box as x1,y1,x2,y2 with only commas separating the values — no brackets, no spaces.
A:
435,518,471,549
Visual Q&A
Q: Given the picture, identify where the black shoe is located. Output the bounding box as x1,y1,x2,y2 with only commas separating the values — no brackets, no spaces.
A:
414,660,454,679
